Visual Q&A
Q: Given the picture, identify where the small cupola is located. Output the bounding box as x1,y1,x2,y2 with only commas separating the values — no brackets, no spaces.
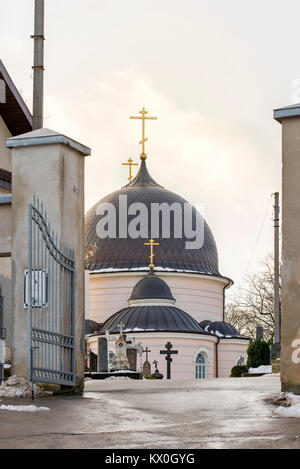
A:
128,271,176,306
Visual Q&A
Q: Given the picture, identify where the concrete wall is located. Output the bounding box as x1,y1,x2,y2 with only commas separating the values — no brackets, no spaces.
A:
280,116,300,393
89,272,226,325
0,116,12,360
0,257,11,347
10,134,88,391
0,202,11,255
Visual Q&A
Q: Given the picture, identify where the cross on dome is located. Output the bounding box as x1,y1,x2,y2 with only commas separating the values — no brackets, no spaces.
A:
122,157,138,182
130,107,157,160
144,238,159,270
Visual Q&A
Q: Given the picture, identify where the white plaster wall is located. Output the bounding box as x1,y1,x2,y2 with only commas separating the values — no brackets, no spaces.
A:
87,333,217,380
218,341,249,378
89,272,226,325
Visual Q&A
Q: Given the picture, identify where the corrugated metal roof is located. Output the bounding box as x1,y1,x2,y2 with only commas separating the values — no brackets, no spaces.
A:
98,304,211,335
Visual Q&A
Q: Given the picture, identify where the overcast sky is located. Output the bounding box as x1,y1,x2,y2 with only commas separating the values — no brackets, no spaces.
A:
2,0,298,290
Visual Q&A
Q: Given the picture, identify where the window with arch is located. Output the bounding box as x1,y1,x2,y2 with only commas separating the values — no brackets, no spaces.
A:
195,353,206,379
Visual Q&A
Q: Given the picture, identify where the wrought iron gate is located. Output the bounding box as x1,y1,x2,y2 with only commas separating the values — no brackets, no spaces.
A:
27,198,75,386
0,292,5,384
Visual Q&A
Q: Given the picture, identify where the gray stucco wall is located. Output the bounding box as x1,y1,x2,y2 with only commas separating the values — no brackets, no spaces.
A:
281,116,300,394
10,138,87,391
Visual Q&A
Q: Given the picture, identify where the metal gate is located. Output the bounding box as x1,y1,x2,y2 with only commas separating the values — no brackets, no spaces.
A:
0,292,5,384
27,198,75,386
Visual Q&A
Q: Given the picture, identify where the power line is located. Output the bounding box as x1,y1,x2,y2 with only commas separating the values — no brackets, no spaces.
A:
244,194,273,277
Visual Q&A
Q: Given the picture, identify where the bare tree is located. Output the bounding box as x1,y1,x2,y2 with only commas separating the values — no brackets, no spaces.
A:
225,255,280,342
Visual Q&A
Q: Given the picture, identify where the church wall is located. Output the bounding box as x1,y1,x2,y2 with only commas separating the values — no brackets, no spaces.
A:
218,341,248,378
162,274,225,323
87,333,217,380
138,336,216,380
88,272,226,325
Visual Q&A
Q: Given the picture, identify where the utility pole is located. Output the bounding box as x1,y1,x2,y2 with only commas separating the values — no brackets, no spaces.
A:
273,192,281,352
32,0,45,130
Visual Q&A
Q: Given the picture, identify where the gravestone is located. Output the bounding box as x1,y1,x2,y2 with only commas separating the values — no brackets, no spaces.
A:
151,360,163,379
89,351,98,372
256,325,264,340
127,348,137,371
143,361,151,377
112,335,130,370
98,337,108,372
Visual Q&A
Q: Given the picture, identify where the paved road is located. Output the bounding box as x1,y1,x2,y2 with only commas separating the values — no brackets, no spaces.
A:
0,376,299,449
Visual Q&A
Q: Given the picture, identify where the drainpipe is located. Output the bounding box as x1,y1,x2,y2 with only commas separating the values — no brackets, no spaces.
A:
223,278,232,322
215,336,220,378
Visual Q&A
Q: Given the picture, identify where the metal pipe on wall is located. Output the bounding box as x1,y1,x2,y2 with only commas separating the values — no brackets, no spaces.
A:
32,0,45,130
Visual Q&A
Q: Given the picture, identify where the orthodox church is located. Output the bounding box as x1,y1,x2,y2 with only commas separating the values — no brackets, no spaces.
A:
84,109,249,379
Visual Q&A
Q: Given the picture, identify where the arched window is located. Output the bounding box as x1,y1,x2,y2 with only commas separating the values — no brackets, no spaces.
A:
195,353,206,379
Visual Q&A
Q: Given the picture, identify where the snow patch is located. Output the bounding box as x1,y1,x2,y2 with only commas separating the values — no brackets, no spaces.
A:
274,393,300,418
104,376,131,381
248,365,272,374
123,327,155,332
0,375,53,398
90,266,215,275
0,404,50,412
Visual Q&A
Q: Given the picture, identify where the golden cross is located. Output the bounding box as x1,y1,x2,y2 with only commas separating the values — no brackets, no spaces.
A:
144,238,160,270
122,157,138,182
130,107,157,159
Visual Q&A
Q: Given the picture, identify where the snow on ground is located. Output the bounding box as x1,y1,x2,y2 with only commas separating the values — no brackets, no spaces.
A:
274,393,300,418
0,376,52,398
0,405,50,412
104,376,132,380
248,365,272,374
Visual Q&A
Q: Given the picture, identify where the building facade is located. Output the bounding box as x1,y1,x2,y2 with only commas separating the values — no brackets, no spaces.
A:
85,153,249,379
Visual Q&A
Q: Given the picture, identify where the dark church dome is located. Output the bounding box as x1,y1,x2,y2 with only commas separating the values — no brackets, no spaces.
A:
85,159,220,275
129,271,175,302
98,305,211,335
204,321,246,339
199,320,212,330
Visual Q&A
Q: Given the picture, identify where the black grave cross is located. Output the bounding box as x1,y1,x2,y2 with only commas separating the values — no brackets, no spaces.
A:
143,346,151,362
160,342,178,379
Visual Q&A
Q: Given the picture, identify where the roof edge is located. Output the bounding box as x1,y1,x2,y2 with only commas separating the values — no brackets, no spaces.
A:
274,103,300,123
6,128,91,156
89,268,233,286
0,59,32,129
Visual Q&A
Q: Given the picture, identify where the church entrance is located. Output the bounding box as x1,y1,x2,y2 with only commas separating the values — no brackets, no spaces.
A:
195,353,206,379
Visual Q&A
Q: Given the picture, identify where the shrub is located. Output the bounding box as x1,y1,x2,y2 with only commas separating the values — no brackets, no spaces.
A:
230,365,248,377
247,338,270,369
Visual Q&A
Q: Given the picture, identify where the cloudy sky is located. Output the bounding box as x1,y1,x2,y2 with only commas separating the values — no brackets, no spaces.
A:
2,0,298,290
